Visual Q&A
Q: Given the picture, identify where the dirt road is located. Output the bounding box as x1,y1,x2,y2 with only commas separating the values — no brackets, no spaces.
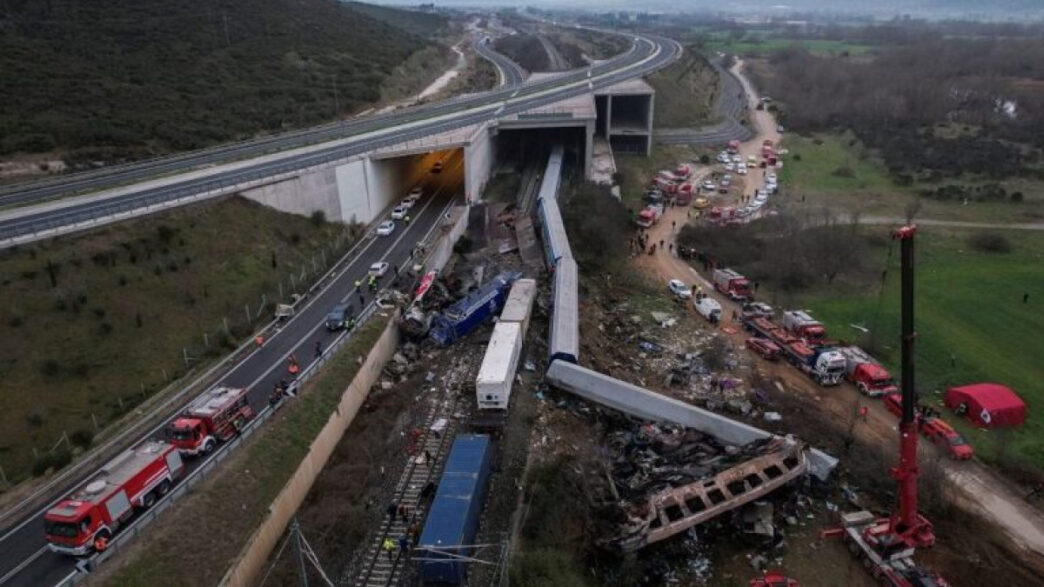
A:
630,61,1044,559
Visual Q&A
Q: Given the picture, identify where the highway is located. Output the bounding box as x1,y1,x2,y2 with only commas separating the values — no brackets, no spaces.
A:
0,32,680,586
0,151,464,587
655,57,753,146
0,35,664,216
473,35,526,86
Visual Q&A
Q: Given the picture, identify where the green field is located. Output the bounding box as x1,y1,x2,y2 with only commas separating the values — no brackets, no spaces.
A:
0,198,349,481
710,38,872,56
800,228,1044,466
780,133,1044,223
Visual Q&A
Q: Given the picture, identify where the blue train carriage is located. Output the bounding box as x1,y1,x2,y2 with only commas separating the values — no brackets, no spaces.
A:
429,272,520,346
418,434,493,585
549,257,579,364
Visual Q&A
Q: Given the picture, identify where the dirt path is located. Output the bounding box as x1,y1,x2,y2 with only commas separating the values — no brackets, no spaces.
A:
630,61,1044,559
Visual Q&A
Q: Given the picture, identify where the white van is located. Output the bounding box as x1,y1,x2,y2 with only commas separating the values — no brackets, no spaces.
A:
693,296,722,323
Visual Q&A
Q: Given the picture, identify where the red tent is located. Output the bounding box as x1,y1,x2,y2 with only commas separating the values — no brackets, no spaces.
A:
945,383,1026,428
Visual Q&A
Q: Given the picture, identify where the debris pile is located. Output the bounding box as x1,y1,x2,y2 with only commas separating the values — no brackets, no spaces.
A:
589,419,806,553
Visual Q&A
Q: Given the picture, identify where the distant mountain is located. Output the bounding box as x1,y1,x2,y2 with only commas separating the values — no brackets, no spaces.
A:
0,0,447,164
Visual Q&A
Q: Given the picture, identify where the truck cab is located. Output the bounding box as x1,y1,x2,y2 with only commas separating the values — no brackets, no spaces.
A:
169,387,253,456
782,310,827,344
851,363,897,397
43,501,105,556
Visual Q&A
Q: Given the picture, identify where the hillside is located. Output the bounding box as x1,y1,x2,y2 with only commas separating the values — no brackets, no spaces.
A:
344,2,449,40
0,0,447,167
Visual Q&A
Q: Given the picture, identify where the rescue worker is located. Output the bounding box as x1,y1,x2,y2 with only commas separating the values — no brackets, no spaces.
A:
269,384,283,407
287,355,300,375
404,215,411,225
382,537,396,561
314,340,322,358
93,534,109,552
354,279,361,291
254,335,264,348
398,534,410,555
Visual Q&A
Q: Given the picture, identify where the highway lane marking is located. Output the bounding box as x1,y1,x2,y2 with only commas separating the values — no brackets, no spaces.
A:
0,193,456,587
0,36,669,231
0,545,47,586
0,175,451,555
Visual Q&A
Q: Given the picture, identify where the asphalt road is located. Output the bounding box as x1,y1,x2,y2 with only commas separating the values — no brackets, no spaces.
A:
0,33,682,586
473,35,526,86
655,57,753,147
0,36,678,244
0,35,653,213
0,152,464,587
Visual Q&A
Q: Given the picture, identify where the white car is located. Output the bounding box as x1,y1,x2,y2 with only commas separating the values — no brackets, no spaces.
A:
731,155,742,163
724,162,735,172
766,182,778,194
369,262,390,277
376,221,395,236
766,172,778,183
702,180,716,191
391,205,408,220
668,279,691,299
736,166,748,176
736,206,754,217
755,192,769,204
717,152,731,163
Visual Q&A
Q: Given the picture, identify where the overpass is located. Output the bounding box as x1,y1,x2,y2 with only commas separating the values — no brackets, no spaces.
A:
0,34,678,249
0,30,680,587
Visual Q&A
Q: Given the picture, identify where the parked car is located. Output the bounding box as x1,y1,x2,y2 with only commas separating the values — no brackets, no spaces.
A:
724,162,735,172
668,279,691,299
766,172,777,183
720,177,731,188
326,304,350,331
736,163,748,175
746,337,782,360
755,192,769,204
391,205,408,220
731,154,742,163
702,180,716,191
717,152,731,163
741,301,774,319
376,221,395,236
693,196,710,209
777,125,785,133
747,155,757,165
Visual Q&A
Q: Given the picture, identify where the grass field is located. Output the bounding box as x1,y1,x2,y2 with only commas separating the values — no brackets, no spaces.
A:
0,198,348,481
780,133,1044,223
799,227,1044,466
710,38,873,56
646,56,720,128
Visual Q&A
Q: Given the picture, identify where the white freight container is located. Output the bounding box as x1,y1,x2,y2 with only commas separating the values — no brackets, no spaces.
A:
476,321,523,410
500,278,536,338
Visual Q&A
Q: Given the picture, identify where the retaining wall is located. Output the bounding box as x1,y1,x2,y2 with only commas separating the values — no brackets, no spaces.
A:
221,317,400,587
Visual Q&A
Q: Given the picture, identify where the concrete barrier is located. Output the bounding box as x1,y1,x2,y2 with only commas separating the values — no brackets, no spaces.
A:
220,317,400,587
545,360,837,480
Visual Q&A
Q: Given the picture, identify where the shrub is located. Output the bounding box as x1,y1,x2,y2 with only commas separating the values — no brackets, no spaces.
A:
310,210,327,227
967,231,1012,253
26,410,45,427
32,448,72,477
9,314,24,327
1010,191,1024,203
40,360,61,377
832,165,855,178
699,154,711,164
70,429,94,449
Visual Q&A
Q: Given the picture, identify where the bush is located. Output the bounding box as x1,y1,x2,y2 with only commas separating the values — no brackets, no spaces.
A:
832,165,855,178
310,210,327,227
1010,191,1024,202
967,231,1012,253
25,410,45,427
70,429,94,449
699,154,711,165
40,360,61,378
8,314,24,328
32,448,72,477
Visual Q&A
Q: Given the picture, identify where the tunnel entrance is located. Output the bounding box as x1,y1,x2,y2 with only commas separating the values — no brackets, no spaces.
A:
338,147,464,225
493,126,587,178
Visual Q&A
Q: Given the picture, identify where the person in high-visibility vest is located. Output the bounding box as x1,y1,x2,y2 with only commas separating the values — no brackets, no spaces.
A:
354,279,361,291
404,215,411,225
382,537,396,561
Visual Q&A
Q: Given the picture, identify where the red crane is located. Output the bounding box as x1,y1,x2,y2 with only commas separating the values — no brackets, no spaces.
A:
823,225,949,587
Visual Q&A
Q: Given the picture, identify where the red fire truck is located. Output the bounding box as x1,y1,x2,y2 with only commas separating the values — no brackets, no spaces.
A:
169,386,255,456
44,440,185,555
